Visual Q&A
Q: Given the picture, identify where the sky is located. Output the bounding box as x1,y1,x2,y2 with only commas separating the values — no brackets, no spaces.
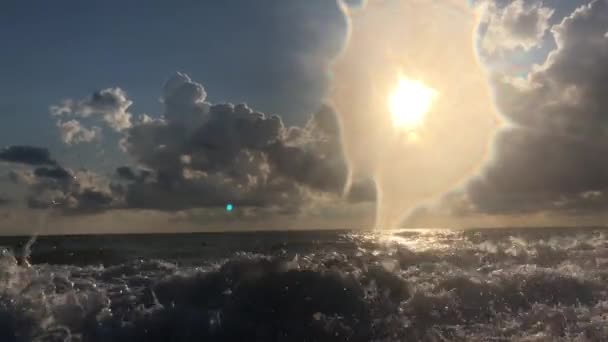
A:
1,0,607,234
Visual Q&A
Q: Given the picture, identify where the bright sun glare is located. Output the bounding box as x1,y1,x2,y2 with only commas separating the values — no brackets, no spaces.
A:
388,77,438,130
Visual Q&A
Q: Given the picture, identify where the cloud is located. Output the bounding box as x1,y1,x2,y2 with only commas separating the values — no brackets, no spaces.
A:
0,146,57,166
267,104,347,193
2,147,120,214
497,0,608,135
342,0,366,9
469,0,608,215
50,87,133,131
345,179,376,203
26,167,118,213
57,120,100,145
469,128,608,214
115,166,138,181
116,73,353,212
0,196,9,206
480,0,554,54
73,188,114,211
162,72,210,127
8,169,35,185
23,72,365,218
33,166,73,182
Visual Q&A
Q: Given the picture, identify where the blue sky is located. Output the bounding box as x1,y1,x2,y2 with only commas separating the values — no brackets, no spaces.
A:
0,0,582,157
0,0,347,150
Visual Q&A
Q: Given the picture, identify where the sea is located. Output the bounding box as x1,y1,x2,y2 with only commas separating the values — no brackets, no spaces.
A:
0,227,607,341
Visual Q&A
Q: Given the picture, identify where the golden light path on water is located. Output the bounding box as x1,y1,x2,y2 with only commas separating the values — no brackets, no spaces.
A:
349,229,466,253
333,0,500,229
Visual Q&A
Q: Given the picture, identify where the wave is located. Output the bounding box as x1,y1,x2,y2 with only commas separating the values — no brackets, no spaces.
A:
0,229,607,341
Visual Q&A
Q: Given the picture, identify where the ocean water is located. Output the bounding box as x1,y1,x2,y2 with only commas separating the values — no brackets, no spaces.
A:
0,228,607,342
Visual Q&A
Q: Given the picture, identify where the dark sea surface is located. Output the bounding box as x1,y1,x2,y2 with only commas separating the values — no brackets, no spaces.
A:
1,227,607,341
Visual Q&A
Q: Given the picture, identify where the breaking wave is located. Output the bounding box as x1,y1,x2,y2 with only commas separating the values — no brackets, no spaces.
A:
1,228,607,341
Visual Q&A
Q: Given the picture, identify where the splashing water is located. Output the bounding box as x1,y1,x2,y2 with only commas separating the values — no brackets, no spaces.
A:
20,235,36,267
0,227,607,341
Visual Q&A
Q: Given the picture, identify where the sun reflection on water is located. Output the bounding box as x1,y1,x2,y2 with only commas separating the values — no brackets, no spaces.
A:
349,229,466,252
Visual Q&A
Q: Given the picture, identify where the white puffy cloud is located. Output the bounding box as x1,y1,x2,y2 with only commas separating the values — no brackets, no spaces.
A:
57,120,100,145
161,72,210,128
113,72,356,212
50,87,133,131
40,72,367,216
469,0,608,215
493,0,608,136
480,0,554,54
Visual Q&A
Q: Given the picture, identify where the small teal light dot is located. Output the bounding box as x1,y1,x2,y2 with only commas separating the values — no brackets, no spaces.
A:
226,203,234,212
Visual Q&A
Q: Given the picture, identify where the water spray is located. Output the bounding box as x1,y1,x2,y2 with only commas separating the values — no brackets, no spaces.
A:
20,152,82,267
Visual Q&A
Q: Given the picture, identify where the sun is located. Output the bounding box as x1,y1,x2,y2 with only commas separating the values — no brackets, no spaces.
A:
388,77,438,130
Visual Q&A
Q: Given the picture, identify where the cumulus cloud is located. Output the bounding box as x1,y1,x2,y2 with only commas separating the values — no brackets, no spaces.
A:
1,69,377,225
162,72,210,127
50,87,133,131
26,167,118,213
267,105,347,193
0,146,57,166
57,120,100,145
116,73,351,212
480,0,554,54
1,145,119,214
469,128,608,214
8,169,35,185
470,0,608,215
497,0,608,135
23,72,363,218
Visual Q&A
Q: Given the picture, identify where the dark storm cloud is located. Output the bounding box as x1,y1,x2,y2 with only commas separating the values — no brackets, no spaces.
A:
470,0,608,215
0,146,57,166
117,73,352,211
